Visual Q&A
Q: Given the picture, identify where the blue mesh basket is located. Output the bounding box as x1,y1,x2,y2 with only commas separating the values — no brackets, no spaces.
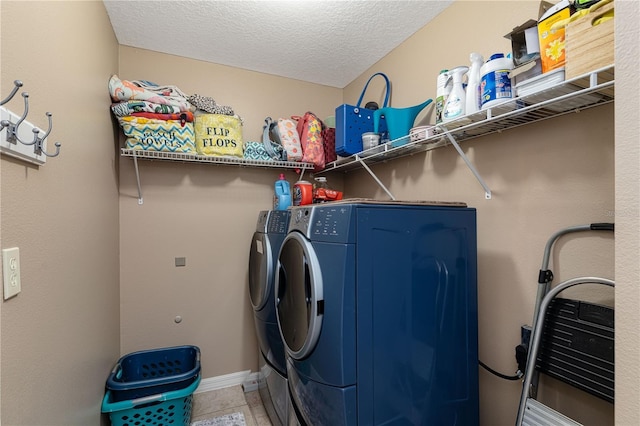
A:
102,374,200,426
106,346,200,402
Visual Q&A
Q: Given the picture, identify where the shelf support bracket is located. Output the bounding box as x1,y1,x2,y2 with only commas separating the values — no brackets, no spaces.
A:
442,128,492,199
132,151,144,205
357,157,396,200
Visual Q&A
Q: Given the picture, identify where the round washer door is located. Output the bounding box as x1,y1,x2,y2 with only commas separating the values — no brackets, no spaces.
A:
275,231,324,359
248,232,273,311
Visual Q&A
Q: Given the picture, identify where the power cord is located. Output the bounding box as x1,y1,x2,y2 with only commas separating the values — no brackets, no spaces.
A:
479,360,523,381
479,333,530,381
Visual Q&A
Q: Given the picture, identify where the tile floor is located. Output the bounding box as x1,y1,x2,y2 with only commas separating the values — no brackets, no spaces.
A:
191,385,273,426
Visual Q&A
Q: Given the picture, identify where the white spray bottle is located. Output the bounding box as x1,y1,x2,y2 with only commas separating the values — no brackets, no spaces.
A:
465,53,484,114
443,66,469,123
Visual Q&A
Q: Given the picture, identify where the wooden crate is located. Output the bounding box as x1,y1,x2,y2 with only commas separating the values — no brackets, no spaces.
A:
565,1,614,80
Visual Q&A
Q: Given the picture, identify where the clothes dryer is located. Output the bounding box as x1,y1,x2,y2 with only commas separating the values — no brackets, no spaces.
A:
249,210,290,425
276,202,479,425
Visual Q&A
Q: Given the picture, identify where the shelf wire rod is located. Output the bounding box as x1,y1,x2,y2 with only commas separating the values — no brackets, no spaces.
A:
441,128,492,199
357,157,395,200
132,151,144,205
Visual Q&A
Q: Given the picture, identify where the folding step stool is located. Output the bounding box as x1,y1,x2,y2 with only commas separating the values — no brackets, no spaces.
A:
516,224,615,426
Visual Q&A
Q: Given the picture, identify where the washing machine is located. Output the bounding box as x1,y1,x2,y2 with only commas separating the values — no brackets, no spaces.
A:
275,201,479,425
249,210,290,425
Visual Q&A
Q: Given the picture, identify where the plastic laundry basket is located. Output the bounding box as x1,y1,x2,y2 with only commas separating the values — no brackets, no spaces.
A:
106,345,200,402
102,374,200,426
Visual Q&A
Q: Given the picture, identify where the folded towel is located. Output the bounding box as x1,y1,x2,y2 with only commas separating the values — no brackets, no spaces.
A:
130,111,194,125
131,79,191,99
111,100,183,117
109,75,193,112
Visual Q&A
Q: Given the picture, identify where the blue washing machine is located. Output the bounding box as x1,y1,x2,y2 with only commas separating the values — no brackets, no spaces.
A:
249,210,290,425
275,202,479,425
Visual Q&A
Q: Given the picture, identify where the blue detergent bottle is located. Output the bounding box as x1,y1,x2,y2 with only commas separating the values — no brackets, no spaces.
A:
274,173,291,210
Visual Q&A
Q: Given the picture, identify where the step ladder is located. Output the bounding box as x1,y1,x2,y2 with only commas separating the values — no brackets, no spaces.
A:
516,224,615,426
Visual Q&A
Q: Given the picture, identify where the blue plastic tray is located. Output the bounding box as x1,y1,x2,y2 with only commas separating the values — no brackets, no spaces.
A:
106,345,200,402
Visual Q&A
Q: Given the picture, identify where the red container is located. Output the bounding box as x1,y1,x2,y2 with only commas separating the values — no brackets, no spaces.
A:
293,181,313,206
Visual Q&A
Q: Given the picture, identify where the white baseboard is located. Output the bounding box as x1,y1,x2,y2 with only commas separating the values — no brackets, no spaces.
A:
194,370,260,394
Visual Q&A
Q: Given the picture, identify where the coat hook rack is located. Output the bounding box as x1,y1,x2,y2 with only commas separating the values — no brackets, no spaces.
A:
1,79,62,165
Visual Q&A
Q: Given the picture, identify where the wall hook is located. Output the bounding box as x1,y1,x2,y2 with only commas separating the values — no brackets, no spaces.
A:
34,112,61,157
0,80,23,106
2,93,39,146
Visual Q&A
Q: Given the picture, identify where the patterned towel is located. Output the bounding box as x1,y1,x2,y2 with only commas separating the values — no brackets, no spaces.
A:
131,78,191,99
111,100,184,117
130,111,194,123
109,75,192,112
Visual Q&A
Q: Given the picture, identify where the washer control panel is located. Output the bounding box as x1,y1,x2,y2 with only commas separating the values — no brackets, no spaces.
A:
288,205,355,243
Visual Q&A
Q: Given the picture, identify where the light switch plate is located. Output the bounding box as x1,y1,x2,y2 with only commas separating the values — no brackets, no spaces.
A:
3,247,22,299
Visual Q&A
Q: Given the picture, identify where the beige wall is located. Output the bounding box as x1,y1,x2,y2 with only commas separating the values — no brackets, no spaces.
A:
614,1,640,425
117,47,343,378
1,1,120,425
0,1,638,426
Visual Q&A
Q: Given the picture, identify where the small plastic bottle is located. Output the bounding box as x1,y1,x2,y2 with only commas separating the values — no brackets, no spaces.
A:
274,174,291,210
443,66,469,122
465,53,484,114
435,69,451,124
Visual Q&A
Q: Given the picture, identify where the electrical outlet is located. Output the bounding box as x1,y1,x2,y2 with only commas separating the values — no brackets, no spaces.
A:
515,324,533,373
3,247,22,299
521,325,532,347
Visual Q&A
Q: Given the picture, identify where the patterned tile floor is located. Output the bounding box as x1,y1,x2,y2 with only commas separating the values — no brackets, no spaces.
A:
191,385,273,426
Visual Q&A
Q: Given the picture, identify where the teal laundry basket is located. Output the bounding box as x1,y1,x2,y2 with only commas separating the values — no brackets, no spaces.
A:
102,374,200,426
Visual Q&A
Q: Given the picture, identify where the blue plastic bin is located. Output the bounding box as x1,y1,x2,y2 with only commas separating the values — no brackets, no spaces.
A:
102,374,200,426
106,345,200,402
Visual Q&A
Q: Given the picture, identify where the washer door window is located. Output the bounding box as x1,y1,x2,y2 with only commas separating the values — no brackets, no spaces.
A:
249,232,272,311
276,231,324,359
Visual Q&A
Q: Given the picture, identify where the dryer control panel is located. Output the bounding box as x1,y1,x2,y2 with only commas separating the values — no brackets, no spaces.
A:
267,210,290,234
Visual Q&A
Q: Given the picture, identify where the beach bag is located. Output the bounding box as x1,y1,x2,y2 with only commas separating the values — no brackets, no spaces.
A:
293,112,325,171
243,140,286,161
194,113,243,157
242,118,288,161
335,72,390,156
269,118,303,161
117,116,196,153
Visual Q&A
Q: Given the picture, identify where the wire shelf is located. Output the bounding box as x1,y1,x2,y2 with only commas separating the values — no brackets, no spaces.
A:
318,65,614,174
120,148,314,170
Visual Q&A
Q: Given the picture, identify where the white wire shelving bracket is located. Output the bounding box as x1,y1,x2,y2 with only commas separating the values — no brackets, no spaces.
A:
317,65,615,200
121,148,315,205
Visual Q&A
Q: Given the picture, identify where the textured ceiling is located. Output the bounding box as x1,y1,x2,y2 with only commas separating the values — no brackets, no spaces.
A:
103,0,453,88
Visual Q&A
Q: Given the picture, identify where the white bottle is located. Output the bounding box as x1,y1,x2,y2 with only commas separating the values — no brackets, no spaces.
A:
435,69,451,124
443,66,469,123
465,53,484,114
480,53,514,110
